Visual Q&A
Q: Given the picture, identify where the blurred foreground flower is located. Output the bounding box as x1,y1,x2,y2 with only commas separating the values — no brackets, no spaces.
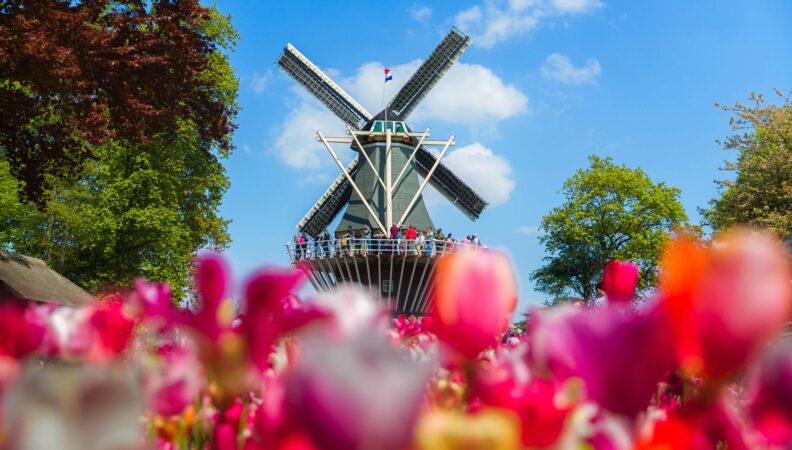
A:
746,343,792,447
659,229,792,380
474,346,573,447
284,330,431,450
4,362,143,450
0,299,45,358
415,408,522,450
431,249,517,359
529,303,675,419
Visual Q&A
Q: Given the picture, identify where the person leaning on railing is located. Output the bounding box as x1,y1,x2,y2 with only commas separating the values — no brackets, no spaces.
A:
435,228,445,254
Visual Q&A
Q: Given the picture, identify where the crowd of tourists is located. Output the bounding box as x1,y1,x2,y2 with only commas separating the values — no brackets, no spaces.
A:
291,224,483,260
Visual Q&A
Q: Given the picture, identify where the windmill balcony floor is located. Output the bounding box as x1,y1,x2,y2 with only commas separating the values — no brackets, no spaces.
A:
285,239,486,315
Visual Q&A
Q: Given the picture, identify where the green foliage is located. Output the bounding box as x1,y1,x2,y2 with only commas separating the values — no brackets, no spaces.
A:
0,1,238,202
704,90,792,238
0,7,237,300
531,155,688,303
0,159,28,245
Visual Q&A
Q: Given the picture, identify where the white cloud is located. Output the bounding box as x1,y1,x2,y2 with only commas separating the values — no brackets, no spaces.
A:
272,90,347,169
551,0,603,13
250,72,270,94
516,225,541,234
443,143,515,206
410,4,433,23
411,63,528,124
455,0,603,48
337,60,527,126
541,53,601,85
299,172,332,186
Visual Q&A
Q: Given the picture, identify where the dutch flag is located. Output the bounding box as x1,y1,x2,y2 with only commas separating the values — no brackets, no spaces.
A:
384,67,393,82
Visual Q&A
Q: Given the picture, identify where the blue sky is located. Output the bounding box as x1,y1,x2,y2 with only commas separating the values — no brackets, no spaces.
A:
213,0,791,312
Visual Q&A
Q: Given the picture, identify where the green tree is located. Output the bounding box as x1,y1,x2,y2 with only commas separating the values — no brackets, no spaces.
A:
704,90,792,238
531,155,688,304
0,8,237,300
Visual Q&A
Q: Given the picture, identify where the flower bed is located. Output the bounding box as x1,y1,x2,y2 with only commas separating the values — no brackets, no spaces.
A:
1,228,792,449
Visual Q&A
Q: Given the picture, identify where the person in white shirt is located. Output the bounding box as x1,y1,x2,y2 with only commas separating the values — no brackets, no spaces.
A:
590,281,607,310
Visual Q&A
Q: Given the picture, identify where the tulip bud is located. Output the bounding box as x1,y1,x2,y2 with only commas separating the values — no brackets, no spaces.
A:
432,250,517,359
601,259,639,305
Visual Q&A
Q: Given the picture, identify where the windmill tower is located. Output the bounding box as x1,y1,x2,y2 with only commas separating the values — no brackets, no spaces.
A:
278,28,488,315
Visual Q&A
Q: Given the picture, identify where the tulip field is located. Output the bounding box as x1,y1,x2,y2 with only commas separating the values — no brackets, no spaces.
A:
1,228,792,450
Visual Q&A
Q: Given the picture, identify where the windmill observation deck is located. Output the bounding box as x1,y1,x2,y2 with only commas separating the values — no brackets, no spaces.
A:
277,27,491,315
285,239,487,316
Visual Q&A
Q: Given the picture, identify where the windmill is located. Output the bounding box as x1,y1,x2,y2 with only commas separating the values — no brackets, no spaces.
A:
278,28,488,315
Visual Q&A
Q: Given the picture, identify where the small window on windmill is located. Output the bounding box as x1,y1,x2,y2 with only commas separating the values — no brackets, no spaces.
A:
395,122,406,133
382,279,393,295
372,121,383,132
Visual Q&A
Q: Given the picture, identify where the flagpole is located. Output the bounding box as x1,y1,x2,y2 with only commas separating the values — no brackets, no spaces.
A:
383,68,388,123
381,76,386,122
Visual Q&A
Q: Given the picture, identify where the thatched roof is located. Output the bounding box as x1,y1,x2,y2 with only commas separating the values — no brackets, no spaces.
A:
0,251,92,307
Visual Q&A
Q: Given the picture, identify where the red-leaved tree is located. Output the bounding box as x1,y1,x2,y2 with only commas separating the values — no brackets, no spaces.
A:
0,0,236,201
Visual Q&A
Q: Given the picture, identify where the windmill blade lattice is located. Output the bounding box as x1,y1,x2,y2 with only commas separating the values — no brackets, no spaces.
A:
388,28,471,119
413,146,487,220
277,44,372,128
297,162,358,237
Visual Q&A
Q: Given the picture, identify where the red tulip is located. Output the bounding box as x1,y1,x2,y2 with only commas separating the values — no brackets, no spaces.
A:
474,347,571,447
90,297,135,355
659,230,792,380
431,250,518,359
601,259,639,305
638,396,750,450
0,299,45,358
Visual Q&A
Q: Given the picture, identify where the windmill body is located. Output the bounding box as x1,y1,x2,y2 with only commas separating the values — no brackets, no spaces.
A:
278,28,489,315
337,116,435,234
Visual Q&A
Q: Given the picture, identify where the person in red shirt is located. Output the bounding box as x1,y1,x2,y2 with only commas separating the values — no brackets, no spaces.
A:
406,225,417,254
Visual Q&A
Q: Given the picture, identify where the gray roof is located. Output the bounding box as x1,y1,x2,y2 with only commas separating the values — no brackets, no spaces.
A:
0,251,92,307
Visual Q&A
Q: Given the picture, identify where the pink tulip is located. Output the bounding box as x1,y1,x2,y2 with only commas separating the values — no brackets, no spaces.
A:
144,345,202,417
214,421,238,450
746,344,792,447
285,332,430,450
601,259,639,305
529,304,675,418
431,250,518,359
241,269,325,370
132,279,175,331
181,254,230,340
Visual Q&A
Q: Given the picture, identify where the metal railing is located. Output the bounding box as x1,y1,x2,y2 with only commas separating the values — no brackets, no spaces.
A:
285,238,486,262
